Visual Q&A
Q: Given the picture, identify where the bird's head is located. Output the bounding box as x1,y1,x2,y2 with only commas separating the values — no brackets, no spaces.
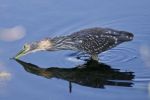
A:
14,39,54,59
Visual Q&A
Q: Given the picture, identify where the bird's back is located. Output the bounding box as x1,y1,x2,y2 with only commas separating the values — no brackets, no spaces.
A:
67,27,133,55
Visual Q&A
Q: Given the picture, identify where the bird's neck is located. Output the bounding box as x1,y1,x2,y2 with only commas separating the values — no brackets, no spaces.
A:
51,36,77,50
37,39,52,50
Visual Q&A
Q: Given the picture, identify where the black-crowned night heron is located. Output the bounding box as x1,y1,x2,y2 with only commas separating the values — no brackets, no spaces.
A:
14,27,134,60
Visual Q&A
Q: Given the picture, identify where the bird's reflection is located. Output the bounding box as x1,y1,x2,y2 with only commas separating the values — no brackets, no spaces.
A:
14,59,134,93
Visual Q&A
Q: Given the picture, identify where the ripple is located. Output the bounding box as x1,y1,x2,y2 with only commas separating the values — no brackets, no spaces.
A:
99,47,138,63
66,52,90,62
134,78,150,82
66,47,138,63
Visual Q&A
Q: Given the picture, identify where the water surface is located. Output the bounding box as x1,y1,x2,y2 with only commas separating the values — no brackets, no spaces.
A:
0,0,150,100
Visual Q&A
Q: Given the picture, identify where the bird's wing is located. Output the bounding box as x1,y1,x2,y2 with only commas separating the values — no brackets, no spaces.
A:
97,36,117,51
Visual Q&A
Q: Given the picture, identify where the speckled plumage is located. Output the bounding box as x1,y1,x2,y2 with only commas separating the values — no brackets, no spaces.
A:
15,27,133,60
50,27,133,60
68,28,118,54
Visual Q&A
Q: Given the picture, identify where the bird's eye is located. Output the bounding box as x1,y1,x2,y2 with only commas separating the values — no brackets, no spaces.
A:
24,43,29,49
23,45,25,49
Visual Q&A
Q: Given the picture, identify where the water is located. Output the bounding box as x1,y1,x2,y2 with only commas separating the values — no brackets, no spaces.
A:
0,0,150,100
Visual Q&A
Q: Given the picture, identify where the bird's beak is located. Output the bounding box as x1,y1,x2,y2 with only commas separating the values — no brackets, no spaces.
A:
14,48,28,59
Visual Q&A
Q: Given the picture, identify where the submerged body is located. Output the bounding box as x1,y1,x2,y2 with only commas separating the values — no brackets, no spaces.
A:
15,27,134,61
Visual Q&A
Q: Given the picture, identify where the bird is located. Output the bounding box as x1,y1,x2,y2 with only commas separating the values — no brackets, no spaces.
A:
14,27,134,61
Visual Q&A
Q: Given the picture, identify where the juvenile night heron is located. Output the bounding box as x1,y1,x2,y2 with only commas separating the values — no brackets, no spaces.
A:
15,27,134,61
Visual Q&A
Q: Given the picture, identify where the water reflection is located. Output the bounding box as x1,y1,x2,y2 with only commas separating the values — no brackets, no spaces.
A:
0,25,26,42
14,59,134,93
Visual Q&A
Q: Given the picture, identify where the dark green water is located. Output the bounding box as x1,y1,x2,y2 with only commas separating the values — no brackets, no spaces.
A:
0,0,150,100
